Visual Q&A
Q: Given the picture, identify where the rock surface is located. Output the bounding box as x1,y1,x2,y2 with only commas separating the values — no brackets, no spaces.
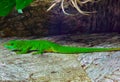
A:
0,33,120,82
79,51,120,82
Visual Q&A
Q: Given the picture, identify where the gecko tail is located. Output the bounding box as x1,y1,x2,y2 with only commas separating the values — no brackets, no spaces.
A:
56,46,120,54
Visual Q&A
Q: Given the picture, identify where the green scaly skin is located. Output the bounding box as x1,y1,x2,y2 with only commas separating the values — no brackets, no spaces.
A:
4,40,120,55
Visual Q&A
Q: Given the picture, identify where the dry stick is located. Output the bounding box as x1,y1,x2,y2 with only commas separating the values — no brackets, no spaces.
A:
47,0,61,11
47,2,57,11
47,0,98,15
74,0,90,15
61,0,72,15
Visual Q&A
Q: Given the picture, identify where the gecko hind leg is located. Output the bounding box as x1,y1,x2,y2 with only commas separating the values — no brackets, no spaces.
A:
32,50,44,55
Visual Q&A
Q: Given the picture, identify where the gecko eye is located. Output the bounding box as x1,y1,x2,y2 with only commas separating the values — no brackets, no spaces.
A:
10,43,14,45
6,42,14,46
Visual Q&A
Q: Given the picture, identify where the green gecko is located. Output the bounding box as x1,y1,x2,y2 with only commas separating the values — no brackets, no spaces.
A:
4,40,120,55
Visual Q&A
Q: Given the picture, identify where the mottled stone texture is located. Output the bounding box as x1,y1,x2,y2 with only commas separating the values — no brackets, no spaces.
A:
0,0,120,37
0,34,120,82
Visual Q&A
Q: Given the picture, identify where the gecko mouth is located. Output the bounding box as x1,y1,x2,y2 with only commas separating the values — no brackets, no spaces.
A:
4,45,15,50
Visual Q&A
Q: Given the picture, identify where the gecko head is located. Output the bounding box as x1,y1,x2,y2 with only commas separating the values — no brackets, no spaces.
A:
4,40,18,50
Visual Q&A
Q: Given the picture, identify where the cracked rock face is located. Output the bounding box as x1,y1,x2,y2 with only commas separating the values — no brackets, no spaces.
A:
0,34,120,82
0,44,91,82
78,51,120,82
